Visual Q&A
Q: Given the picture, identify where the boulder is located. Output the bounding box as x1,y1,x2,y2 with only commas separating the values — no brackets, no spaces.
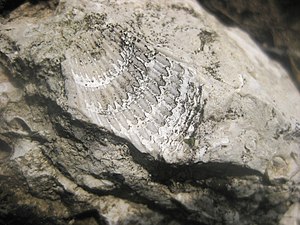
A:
0,0,299,224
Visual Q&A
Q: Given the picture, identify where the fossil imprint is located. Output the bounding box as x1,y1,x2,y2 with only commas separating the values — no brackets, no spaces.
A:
63,26,203,159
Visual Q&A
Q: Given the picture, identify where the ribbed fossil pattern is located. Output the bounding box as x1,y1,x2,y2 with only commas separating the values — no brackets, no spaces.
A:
64,26,202,158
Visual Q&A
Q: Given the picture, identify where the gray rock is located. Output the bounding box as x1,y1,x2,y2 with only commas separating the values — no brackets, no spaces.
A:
0,0,299,224
198,0,300,89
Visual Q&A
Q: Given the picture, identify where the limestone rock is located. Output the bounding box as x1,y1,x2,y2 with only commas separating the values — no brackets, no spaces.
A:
198,0,300,89
0,0,299,224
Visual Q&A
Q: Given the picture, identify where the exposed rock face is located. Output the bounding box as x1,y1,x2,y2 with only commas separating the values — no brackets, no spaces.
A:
0,0,299,225
198,0,300,89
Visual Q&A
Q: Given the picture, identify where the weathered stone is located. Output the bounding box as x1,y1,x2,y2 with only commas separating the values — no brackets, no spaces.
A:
198,0,300,89
0,0,299,224
280,202,300,225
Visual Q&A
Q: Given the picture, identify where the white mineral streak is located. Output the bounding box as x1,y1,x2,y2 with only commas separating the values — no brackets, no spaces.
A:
62,0,300,172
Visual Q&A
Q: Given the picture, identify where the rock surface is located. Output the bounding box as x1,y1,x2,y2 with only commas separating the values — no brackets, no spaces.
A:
0,0,299,225
198,0,300,89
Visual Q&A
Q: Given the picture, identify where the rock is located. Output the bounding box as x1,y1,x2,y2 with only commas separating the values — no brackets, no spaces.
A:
0,0,299,224
280,202,300,225
198,0,300,89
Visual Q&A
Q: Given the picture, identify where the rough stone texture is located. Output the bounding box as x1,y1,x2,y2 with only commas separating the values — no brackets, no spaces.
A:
0,0,299,225
198,0,300,90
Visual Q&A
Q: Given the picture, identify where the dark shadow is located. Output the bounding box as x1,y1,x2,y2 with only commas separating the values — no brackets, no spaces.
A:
0,139,12,161
70,209,108,225
127,142,264,184
0,0,25,15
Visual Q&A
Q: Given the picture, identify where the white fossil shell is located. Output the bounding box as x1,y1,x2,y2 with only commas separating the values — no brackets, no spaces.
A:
63,26,203,161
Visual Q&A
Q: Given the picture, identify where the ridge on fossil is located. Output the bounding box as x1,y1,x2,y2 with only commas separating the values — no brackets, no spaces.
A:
63,25,203,161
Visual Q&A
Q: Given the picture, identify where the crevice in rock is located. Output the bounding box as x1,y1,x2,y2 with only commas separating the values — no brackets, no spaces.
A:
81,182,207,225
67,209,108,225
127,141,265,183
0,138,12,161
0,183,61,225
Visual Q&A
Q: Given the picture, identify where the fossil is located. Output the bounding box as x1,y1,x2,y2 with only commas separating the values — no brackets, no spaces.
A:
63,25,203,160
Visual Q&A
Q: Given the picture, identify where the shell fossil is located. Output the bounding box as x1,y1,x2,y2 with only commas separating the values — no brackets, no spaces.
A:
63,25,203,161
